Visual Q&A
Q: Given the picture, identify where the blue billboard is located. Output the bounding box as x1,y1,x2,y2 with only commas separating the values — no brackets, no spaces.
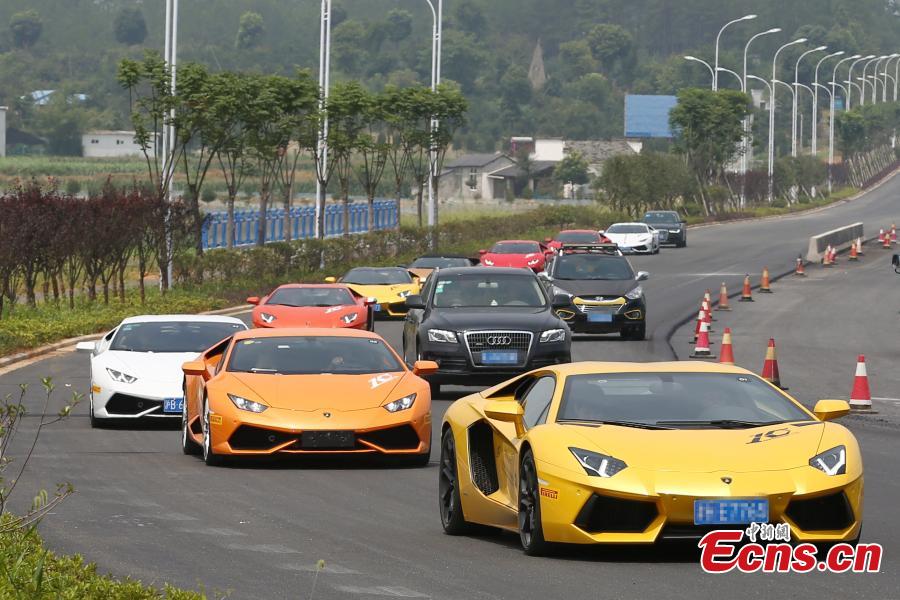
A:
624,94,678,138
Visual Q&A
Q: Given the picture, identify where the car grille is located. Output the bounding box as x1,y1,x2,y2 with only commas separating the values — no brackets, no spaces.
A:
105,393,162,416
464,331,533,366
229,425,297,451
574,493,658,533
785,491,854,531
577,304,620,314
576,295,622,303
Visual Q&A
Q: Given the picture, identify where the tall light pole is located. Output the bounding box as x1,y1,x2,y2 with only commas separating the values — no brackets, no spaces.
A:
812,51,844,157
161,0,179,287
714,14,757,90
741,27,781,203
846,55,874,109
769,38,807,202
684,55,715,88
424,0,442,229
793,46,826,156
870,55,889,103
315,0,333,240
859,55,882,106
716,67,745,90
878,54,899,102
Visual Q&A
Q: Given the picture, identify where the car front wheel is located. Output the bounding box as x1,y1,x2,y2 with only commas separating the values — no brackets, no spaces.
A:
202,398,225,466
439,429,471,535
519,448,549,555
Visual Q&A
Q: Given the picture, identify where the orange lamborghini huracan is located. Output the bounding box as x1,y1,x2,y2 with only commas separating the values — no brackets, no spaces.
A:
180,328,437,466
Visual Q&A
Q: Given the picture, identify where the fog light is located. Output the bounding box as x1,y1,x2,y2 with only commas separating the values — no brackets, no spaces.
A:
625,310,642,320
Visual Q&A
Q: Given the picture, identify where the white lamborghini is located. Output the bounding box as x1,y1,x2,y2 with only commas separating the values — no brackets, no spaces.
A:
603,222,666,254
76,315,247,427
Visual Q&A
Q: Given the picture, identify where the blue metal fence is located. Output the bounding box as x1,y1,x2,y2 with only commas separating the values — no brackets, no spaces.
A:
202,200,399,249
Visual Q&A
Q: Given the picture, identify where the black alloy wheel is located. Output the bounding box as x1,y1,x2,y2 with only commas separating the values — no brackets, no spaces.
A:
439,429,470,534
519,448,549,555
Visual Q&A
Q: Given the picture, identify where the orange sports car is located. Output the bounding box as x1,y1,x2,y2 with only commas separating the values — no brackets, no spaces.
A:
247,284,374,330
180,327,436,466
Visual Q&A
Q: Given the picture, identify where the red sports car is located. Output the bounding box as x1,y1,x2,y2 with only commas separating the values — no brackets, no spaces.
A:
545,229,611,250
247,284,373,330
479,240,552,272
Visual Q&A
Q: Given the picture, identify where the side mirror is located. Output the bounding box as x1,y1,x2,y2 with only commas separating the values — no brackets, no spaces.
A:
636,271,649,281
484,400,525,437
324,276,337,283
893,254,899,267
551,293,571,309
813,399,851,421
75,341,97,353
405,294,426,310
246,296,260,305
182,360,207,377
478,249,487,255
413,360,439,377
537,272,552,282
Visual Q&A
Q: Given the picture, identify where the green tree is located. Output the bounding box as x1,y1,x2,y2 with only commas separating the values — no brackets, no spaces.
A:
554,151,590,185
835,110,866,159
236,11,265,50
385,9,413,43
429,83,469,226
113,7,148,46
325,82,373,235
557,40,598,80
586,24,633,70
332,20,367,75
10,10,42,49
454,0,487,35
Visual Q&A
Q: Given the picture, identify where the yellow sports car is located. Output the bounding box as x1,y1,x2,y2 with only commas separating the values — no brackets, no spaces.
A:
439,361,863,555
326,267,421,318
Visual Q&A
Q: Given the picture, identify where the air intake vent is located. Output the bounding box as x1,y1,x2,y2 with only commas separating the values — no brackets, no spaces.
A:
786,492,853,531
574,493,658,533
468,421,499,495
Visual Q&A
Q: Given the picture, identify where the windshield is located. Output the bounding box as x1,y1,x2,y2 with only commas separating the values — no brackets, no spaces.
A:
111,321,245,353
432,274,547,308
553,255,635,280
343,268,412,285
228,336,402,375
558,373,811,428
410,257,472,269
644,212,680,224
606,224,648,234
556,232,600,243
266,287,354,307
490,242,541,254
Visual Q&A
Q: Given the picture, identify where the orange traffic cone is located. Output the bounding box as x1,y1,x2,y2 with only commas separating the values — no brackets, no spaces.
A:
759,267,773,293
878,229,886,244
761,338,787,390
716,282,732,311
719,328,736,366
690,321,716,359
884,233,892,249
794,256,807,277
892,224,897,243
690,309,704,343
823,245,834,267
848,241,858,261
849,355,874,411
856,237,864,256
704,290,717,320
739,275,753,302
701,299,714,329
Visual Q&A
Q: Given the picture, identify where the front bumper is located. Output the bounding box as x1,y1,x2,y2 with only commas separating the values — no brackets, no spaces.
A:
660,229,685,244
620,243,655,254
556,298,645,334
419,338,571,386
92,381,183,419
202,403,431,456
373,301,409,319
534,459,863,545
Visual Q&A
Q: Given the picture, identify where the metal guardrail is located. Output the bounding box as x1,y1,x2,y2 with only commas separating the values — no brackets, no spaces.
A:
201,201,399,249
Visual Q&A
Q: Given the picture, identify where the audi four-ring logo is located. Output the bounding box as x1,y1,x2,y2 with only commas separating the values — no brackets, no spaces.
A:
486,336,512,345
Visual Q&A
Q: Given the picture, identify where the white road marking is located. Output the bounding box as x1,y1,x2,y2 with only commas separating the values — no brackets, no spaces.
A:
333,585,430,598
873,397,900,403
280,562,360,574
224,543,301,554
178,527,246,537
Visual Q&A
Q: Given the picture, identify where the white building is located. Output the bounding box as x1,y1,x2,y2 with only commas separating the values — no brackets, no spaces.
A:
82,130,147,158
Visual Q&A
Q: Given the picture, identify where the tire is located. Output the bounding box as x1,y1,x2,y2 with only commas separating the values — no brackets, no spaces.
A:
519,448,549,556
429,381,441,398
408,449,431,467
89,393,100,428
621,323,646,341
201,398,226,467
678,237,687,248
439,429,472,535
181,402,201,455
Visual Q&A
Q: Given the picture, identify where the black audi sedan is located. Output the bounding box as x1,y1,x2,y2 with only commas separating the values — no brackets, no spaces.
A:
402,267,572,395
643,210,687,247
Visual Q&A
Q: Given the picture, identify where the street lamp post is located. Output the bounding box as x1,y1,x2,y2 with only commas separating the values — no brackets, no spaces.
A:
424,0,443,229
879,54,899,101
716,67,745,90
161,0,179,287
742,28,781,189
870,55,889,103
714,14,757,90
793,46,826,156
859,56,882,106
315,0,333,240
684,56,715,88
812,51,844,157
769,38,807,202
846,55,874,110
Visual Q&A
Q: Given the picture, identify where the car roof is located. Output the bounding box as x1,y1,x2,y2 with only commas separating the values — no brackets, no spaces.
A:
608,222,648,227
493,239,540,245
558,229,599,234
435,266,535,276
416,253,473,259
271,283,351,290
119,314,245,325
346,266,407,272
645,210,679,215
233,327,383,340
552,361,750,376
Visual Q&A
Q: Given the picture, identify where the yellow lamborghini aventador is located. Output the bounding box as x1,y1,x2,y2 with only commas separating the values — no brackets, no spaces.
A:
439,362,863,555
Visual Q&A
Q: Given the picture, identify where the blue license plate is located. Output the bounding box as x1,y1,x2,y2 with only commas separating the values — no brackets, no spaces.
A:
587,313,613,323
694,499,769,525
373,304,382,312
481,351,518,365
163,397,184,414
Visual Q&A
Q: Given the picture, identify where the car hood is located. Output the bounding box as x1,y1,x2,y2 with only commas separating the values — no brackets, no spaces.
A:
254,305,362,328
344,283,417,303
605,233,652,246
102,350,200,383
647,223,682,231
560,422,824,473
428,307,560,332
225,371,409,411
482,253,541,267
551,279,639,299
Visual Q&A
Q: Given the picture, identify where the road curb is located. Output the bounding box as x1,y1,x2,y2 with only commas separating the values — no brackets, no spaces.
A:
0,304,252,372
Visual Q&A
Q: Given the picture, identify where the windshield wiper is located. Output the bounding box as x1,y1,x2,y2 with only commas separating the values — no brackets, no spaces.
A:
655,419,783,429
557,419,673,430
249,367,279,373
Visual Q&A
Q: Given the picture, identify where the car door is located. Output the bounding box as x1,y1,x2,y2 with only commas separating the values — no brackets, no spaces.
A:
186,336,232,422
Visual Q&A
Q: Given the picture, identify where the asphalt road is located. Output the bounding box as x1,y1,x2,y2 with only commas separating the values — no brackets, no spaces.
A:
6,176,900,599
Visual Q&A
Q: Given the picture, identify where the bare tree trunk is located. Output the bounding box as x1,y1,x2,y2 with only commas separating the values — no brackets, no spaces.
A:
226,192,236,249
416,183,424,227
368,193,375,231
257,184,269,246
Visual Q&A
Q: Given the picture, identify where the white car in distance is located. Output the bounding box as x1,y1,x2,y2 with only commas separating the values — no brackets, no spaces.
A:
77,315,247,427
602,222,665,254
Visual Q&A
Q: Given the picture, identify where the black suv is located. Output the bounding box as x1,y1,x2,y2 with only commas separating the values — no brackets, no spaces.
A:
643,210,687,247
402,267,572,394
542,244,648,340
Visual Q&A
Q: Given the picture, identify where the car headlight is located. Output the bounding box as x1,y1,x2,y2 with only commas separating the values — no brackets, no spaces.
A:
397,290,411,298
106,368,137,384
540,329,566,343
384,393,416,413
625,286,643,300
228,393,268,413
259,312,276,324
809,445,846,476
569,447,627,478
483,259,494,266
670,228,681,233
527,258,540,266
341,312,358,324
427,329,458,343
